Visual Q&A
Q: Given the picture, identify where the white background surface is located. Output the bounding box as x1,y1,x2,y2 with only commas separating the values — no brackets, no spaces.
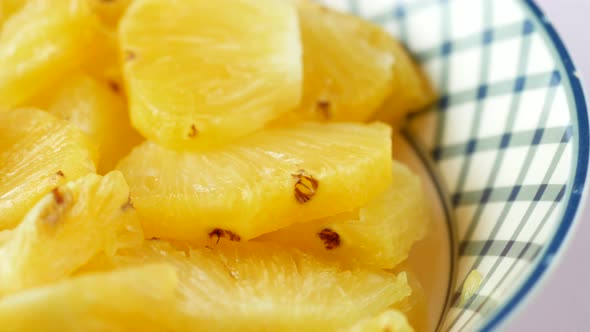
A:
506,1,590,331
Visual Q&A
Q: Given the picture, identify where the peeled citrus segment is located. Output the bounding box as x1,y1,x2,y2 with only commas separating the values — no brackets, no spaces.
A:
0,172,143,296
48,74,142,173
0,264,179,332
258,161,428,269
270,0,434,127
342,309,415,332
0,0,100,109
0,109,97,230
80,240,411,331
117,122,393,241
119,0,302,150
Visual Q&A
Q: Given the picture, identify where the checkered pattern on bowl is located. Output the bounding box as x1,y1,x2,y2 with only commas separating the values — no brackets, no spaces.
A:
317,0,589,330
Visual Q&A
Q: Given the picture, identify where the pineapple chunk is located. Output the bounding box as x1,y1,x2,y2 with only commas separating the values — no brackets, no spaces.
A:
0,0,100,109
117,122,393,241
0,172,143,295
0,0,26,27
0,108,97,230
270,0,435,126
84,28,126,90
87,0,132,27
257,161,429,269
119,0,302,150
48,73,142,173
76,240,411,331
460,270,483,306
342,310,415,332
0,264,180,332
391,268,429,332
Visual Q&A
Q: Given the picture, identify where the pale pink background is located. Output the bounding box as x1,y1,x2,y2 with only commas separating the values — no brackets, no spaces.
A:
506,1,590,331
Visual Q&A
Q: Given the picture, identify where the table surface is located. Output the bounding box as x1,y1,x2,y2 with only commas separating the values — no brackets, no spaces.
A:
504,1,590,331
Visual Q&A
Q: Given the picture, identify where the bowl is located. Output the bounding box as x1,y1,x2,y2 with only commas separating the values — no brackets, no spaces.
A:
318,0,589,330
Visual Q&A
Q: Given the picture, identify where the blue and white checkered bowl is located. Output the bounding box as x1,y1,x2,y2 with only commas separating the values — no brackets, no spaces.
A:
320,0,589,330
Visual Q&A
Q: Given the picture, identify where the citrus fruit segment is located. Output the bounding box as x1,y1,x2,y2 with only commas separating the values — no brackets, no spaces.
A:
48,74,142,173
270,0,435,127
258,161,429,269
119,0,302,150
0,109,97,230
0,0,100,109
0,264,179,332
79,240,411,331
117,122,393,241
0,172,143,295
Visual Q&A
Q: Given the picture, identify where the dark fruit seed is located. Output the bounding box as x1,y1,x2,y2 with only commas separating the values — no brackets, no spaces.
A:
108,80,120,93
121,195,134,211
208,228,241,244
188,124,198,138
316,99,331,119
292,171,319,204
125,50,137,62
42,187,73,226
52,188,65,205
318,228,340,250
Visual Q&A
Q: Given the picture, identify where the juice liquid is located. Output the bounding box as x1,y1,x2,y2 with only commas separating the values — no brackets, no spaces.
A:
393,132,455,332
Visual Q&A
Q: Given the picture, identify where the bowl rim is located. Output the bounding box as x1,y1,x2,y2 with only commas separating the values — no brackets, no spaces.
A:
480,1,590,331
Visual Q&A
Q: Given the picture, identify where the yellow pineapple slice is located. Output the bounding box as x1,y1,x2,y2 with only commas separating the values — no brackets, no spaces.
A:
257,161,428,269
342,310,415,332
0,171,143,295
117,122,393,241
270,0,435,126
391,268,429,332
460,270,483,306
0,264,180,332
0,0,26,27
48,73,142,173
83,28,125,90
119,0,302,150
0,0,25,15
77,240,411,331
88,0,132,27
0,109,97,230
0,0,100,109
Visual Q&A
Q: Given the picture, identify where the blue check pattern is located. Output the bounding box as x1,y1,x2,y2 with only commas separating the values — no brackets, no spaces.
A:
319,0,586,331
